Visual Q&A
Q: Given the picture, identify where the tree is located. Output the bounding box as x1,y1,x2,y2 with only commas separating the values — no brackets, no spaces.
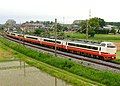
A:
34,28,45,36
106,22,120,26
35,20,40,23
56,24,66,39
30,21,34,23
4,19,16,31
79,17,106,37
26,21,29,23
88,28,95,37
0,25,4,30
95,29,109,34
89,17,100,29
110,28,116,34
57,23,63,32
63,26,68,31
79,20,87,33
98,18,106,28
57,31,65,39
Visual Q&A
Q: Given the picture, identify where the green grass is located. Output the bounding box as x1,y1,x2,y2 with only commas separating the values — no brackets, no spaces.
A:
0,41,14,61
116,51,120,59
65,32,120,42
0,37,120,86
114,51,120,63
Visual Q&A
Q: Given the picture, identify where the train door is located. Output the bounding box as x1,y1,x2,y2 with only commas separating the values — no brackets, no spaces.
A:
62,41,67,49
100,43,107,53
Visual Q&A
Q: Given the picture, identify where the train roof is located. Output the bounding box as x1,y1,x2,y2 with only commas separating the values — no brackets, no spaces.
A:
43,38,62,42
101,42,113,44
25,35,41,38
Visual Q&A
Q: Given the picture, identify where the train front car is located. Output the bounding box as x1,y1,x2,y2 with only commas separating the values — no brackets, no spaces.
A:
100,42,117,60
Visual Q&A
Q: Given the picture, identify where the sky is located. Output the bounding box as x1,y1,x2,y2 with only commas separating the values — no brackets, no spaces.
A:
0,0,120,24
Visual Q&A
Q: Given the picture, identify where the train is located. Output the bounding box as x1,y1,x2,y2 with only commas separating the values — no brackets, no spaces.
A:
6,32,117,60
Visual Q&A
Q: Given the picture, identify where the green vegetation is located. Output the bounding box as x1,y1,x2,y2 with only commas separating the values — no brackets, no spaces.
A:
76,17,118,37
115,51,120,63
117,51,120,59
106,22,120,27
33,23,67,39
65,32,120,42
34,28,45,36
78,17,106,37
0,37,120,86
0,42,13,61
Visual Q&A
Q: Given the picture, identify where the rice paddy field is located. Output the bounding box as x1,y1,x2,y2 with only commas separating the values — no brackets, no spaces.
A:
0,61,71,86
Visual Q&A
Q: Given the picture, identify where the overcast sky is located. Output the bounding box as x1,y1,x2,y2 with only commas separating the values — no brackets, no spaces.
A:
0,0,120,24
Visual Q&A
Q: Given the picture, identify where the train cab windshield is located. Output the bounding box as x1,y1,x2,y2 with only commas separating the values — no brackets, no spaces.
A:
107,43,116,48
101,42,116,48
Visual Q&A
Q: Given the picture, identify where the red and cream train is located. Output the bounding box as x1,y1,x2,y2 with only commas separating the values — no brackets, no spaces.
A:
6,32,117,60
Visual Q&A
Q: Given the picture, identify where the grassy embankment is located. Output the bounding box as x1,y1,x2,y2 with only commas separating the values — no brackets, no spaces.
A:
0,37,120,86
0,41,13,61
115,51,120,62
0,37,102,86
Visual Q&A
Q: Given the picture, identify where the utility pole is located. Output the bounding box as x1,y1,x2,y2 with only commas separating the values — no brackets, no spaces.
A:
86,19,89,40
55,77,57,86
86,9,91,40
63,17,65,24
23,61,26,76
54,19,57,57
22,28,26,76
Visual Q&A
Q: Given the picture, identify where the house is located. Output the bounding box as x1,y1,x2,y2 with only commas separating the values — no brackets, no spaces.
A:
73,20,85,25
20,22,45,32
103,25,116,30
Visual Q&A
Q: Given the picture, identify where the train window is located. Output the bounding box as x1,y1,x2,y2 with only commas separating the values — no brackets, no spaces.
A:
44,39,53,42
99,47,101,51
44,39,55,42
107,45,115,48
68,43,98,50
66,42,67,45
44,39,61,44
11,33,15,35
18,35,23,37
26,36,38,40
68,43,76,46
92,47,98,50
56,41,61,44
107,43,115,48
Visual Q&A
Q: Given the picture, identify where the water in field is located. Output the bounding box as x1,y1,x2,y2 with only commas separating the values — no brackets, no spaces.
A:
0,61,72,86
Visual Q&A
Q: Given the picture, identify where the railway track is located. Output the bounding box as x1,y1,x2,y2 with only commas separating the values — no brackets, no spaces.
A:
1,35,120,72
